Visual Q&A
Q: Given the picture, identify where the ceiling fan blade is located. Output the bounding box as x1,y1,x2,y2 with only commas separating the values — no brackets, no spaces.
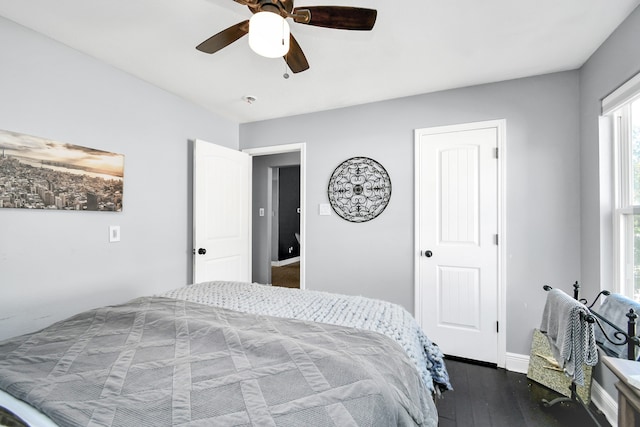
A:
196,20,249,54
293,6,377,30
284,34,309,73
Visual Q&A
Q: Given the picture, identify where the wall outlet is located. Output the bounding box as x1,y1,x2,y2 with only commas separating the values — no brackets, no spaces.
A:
109,225,121,242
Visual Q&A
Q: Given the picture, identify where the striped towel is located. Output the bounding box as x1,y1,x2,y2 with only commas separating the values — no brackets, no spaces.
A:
539,288,598,385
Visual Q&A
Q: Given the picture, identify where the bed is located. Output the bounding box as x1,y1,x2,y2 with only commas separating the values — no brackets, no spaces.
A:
0,282,451,426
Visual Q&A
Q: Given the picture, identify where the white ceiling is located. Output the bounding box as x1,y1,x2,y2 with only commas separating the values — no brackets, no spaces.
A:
0,0,638,123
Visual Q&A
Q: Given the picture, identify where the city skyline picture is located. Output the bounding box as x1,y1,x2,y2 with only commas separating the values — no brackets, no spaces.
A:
0,129,124,211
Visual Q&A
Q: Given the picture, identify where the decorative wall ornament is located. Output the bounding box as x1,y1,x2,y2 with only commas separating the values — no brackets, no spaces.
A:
0,129,124,211
327,156,391,222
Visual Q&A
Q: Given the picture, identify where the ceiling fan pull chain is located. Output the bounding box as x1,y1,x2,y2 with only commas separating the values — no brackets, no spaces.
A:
283,60,290,79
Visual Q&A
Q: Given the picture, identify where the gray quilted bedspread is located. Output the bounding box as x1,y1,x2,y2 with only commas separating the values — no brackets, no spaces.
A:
0,297,437,426
162,282,451,395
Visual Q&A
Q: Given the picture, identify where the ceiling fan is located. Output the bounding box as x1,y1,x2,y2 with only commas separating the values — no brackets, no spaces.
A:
196,0,377,73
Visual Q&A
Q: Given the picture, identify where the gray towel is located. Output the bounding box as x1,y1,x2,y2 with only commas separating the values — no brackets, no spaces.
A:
594,293,640,359
540,288,598,385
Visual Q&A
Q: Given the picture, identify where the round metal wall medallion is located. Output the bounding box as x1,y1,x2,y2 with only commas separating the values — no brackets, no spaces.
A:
327,157,392,222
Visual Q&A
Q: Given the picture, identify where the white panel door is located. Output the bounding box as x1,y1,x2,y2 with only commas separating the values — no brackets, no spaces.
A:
416,123,499,364
193,139,251,283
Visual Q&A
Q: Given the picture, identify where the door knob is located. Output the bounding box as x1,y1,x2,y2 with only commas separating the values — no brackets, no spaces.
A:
197,248,207,255
424,250,433,258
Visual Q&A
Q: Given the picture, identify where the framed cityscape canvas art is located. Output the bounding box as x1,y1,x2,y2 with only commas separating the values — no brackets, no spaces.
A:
0,129,124,211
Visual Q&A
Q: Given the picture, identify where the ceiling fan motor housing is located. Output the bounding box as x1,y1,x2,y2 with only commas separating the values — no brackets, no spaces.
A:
252,0,293,17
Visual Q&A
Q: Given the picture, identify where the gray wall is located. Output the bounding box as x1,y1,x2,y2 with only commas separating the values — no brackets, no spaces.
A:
251,152,300,284
0,17,238,341
240,71,581,356
579,6,640,302
578,4,640,402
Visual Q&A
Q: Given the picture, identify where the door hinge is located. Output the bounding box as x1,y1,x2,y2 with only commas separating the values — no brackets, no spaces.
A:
494,234,499,245
494,147,499,159
496,321,499,333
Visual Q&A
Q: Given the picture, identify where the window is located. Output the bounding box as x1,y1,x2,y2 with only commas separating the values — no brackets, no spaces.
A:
612,95,640,300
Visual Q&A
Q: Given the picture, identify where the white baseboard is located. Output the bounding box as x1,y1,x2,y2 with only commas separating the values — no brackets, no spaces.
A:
505,352,530,374
591,380,618,427
271,256,300,267
503,353,617,426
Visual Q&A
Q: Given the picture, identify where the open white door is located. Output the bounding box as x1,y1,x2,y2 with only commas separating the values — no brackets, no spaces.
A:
193,139,251,283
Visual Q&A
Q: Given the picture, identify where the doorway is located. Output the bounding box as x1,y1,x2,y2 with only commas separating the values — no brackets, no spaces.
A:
244,143,306,290
270,165,301,288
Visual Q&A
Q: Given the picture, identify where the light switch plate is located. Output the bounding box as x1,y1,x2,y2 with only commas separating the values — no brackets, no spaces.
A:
109,225,121,242
319,203,332,216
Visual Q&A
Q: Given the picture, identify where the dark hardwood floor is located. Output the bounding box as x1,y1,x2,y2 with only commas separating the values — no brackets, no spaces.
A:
437,359,612,427
271,262,300,288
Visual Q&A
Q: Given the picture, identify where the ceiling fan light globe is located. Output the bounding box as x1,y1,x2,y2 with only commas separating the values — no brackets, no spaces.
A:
249,12,290,58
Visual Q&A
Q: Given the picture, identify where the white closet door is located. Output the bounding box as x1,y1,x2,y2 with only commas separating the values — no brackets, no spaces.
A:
416,123,499,364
